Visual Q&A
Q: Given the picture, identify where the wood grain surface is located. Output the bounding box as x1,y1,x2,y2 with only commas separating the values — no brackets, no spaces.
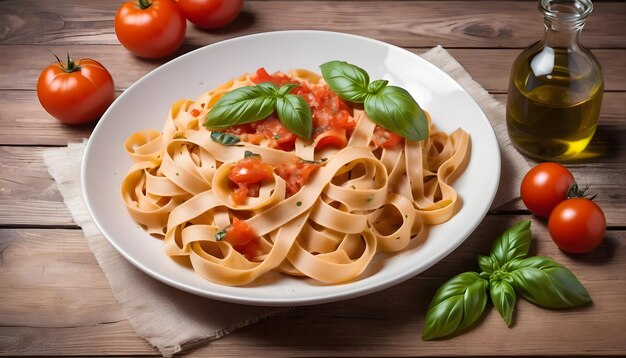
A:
0,0,625,356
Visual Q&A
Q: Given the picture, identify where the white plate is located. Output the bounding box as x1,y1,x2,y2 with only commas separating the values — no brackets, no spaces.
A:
82,30,500,306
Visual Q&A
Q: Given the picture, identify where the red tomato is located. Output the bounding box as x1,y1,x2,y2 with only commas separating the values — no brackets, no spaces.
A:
276,158,323,196
114,0,186,59
255,117,297,150
548,198,606,253
251,67,273,84
37,55,115,125
520,162,575,217
372,125,403,148
178,0,244,29
229,156,274,184
229,156,274,204
226,217,259,260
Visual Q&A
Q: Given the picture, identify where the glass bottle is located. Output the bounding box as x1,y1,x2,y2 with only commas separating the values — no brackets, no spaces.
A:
506,0,603,161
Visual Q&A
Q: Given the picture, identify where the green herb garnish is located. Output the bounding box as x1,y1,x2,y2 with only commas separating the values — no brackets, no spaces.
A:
215,228,228,241
320,60,429,141
204,82,312,140
244,150,260,158
296,201,302,207
421,220,591,340
210,131,240,146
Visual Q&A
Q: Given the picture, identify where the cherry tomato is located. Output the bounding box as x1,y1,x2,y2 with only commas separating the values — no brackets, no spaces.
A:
37,54,115,125
115,0,186,59
520,162,575,217
548,198,606,253
177,0,244,29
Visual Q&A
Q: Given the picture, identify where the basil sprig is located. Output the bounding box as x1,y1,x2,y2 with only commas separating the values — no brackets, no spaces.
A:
204,82,312,140
320,60,429,141
422,220,591,340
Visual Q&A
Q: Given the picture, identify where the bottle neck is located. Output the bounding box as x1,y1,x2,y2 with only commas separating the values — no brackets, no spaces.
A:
542,20,583,49
538,0,592,49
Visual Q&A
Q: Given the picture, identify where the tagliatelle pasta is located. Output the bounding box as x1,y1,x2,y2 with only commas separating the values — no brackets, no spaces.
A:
121,68,470,286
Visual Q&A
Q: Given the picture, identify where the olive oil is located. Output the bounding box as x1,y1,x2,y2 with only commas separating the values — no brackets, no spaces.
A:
507,47,603,161
506,0,603,161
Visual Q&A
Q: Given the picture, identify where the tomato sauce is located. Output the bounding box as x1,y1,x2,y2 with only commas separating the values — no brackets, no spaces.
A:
275,157,323,196
229,68,357,150
225,217,259,260
372,125,404,149
228,156,274,205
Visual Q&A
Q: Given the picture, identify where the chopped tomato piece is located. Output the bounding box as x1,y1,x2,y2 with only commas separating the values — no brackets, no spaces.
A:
229,156,274,205
372,126,404,149
275,157,323,196
190,109,201,117
255,116,297,150
226,217,260,260
251,67,297,87
251,67,273,84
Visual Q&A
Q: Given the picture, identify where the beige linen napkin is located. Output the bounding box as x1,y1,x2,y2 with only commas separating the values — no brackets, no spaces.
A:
43,46,529,357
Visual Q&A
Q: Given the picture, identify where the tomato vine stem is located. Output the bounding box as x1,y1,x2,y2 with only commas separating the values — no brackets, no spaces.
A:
52,53,81,73
137,0,152,9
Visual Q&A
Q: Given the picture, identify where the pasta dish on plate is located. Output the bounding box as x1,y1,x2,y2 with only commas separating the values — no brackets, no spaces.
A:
121,62,470,286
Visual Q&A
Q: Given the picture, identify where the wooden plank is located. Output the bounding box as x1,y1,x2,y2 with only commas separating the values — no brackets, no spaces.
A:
0,229,124,327
0,1,624,48
0,219,624,355
1,46,624,93
0,229,154,355
0,147,74,226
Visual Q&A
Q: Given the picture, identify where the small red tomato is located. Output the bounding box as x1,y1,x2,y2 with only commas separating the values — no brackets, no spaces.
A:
37,54,115,124
114,0,186,59
177,0,244,29
520,162,575,217
548,198,606,253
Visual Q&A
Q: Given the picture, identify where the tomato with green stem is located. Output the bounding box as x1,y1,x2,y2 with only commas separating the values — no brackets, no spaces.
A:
37,54,115,125
115,0,186,59
548,198,606,253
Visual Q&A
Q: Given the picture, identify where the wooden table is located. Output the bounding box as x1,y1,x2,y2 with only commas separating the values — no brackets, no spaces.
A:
1,0,625,356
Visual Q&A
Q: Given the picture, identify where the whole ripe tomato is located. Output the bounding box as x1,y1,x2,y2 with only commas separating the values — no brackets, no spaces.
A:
520,162,575,217
37,55,115,124
177,0,244,29
115,0,186,59
548,198,606,253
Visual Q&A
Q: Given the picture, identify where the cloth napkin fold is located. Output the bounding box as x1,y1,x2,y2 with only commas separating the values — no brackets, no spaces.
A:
43,46,529,357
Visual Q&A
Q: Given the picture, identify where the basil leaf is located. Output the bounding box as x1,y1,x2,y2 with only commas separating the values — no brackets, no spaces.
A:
276,94,313,140
490,278,516,326
215,228,227,241
210,131,240,146
507,256,591,308
364,86,429,141
478,255,499,275
490,220,531,268
204,82,278,128
277,83,300,96
244,150,260,158
320,60,370,102
367,79,388,94
422,272,488,340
